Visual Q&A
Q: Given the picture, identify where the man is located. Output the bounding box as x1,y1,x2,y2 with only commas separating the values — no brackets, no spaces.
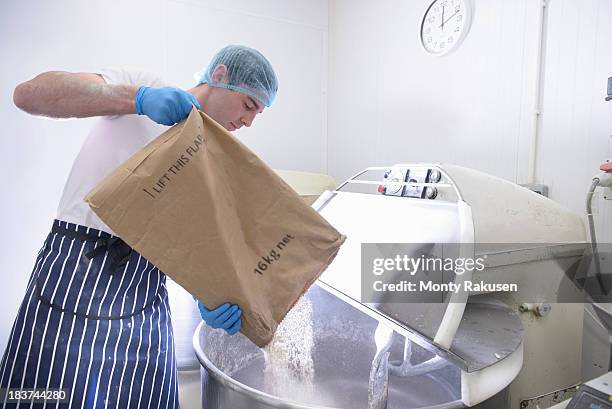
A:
1,45,278,408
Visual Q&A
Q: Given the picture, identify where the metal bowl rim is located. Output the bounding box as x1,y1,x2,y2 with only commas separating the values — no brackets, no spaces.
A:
192,322,465,409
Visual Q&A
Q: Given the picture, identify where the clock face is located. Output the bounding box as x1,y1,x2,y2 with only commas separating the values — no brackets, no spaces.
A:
420,0,472,56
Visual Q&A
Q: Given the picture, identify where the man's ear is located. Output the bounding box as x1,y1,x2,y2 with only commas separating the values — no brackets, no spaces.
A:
211,64,228,83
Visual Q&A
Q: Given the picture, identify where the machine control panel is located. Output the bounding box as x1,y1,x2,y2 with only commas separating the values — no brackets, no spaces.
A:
565,371,612,409
380,166,441,199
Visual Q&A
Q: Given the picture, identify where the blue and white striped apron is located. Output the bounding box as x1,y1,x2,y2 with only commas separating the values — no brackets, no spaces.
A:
0,220,179,409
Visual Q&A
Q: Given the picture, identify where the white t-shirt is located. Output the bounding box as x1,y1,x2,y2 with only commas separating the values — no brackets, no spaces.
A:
56,68,169,234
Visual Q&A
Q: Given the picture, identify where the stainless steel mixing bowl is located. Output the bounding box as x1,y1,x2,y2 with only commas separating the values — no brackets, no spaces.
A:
193,284,464,409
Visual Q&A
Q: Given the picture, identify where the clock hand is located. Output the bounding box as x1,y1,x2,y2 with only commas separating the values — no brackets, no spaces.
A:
441,4,445,30
441,10,460,27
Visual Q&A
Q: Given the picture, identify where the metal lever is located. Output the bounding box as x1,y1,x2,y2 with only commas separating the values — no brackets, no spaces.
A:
367,323,394,409
389,337,448,377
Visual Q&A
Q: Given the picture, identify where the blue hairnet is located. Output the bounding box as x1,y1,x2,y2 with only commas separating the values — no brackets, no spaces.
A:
195,45,278,107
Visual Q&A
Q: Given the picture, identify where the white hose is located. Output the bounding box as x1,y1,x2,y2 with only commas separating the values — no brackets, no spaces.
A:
586,177,603,293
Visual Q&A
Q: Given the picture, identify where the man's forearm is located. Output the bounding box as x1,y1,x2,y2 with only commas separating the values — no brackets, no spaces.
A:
13,71,138,119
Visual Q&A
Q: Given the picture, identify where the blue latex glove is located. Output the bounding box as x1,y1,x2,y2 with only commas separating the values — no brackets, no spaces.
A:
135,86,200,126
197,301,242,336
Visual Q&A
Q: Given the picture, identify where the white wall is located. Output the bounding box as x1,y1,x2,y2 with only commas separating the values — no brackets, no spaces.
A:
328,0,541,183
0,0,328,350
327,0,612,242
536,0,612,243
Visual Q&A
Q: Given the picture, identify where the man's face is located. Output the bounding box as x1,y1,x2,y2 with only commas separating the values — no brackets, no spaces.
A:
204,86,265,132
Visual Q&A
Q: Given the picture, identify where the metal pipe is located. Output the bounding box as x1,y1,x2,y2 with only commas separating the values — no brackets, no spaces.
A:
528,0,550,184
586,177,605,295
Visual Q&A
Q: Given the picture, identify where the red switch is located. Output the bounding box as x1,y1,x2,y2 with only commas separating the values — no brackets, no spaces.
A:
377,184,386,193
601,162,612,173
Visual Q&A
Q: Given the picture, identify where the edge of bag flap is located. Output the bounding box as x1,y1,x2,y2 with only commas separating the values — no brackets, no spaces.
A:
84,167,131,208
84,109,201,208
122,107,201,174
84,143,168,209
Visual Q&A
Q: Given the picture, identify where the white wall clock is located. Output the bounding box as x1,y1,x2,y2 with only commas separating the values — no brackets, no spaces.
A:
420,0,473,56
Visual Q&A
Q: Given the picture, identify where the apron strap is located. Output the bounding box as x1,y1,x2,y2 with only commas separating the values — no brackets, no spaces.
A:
35,224,157,320
51,224,132,272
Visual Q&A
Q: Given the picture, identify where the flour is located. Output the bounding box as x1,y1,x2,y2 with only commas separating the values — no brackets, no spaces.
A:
263,296,315,399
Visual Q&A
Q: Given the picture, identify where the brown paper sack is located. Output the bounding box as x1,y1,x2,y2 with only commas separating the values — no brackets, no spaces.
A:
85,107,346,347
